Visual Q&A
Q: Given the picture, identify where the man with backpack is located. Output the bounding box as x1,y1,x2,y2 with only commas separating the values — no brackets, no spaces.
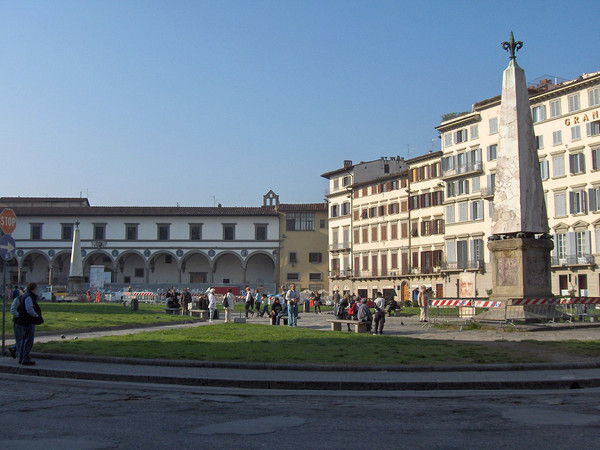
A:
14,283,44,366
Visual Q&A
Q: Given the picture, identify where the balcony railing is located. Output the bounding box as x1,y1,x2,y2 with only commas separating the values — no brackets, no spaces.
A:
441,260,485,271
551,254,595,266
442,161,483,178
329,269,354,279
328,242,351,251
480,186,495,197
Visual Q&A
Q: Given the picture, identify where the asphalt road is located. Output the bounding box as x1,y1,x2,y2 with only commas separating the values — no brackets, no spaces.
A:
1,373,599,449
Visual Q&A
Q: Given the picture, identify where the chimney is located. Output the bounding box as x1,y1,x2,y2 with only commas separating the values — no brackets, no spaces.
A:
343,160,352,168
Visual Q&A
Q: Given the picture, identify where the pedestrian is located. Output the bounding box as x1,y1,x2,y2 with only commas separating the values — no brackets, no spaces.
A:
313,291,322,314
373,292,386,335
86,289,91,302
285,283,300,327
258,294,270,317
357,298,373,333
333,289,340,306
418,285,429,322
181,287,192,316
254,290,262,315
275,299,288,325
244,287,254,318
387,297,398,317
223,289,236,323
95,290,101,303
14,282,43,365
207,288,217,322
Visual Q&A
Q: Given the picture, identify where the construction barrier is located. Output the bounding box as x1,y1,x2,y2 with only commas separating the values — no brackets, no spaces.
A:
123,292,157,303
428,298,502,322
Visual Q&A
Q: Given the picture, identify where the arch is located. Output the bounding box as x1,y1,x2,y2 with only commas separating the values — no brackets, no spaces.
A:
213,252,244,285
49,250,72,286
245,250,276,267
245,252,276,286
180,251,211,284
20,251,51,285
148,250,180,284
114,250,147,285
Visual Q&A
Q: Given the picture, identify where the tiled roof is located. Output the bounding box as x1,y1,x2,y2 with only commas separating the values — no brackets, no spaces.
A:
6,205,279,217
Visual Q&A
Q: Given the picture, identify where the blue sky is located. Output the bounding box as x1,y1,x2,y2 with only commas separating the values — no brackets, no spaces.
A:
1,1,598,207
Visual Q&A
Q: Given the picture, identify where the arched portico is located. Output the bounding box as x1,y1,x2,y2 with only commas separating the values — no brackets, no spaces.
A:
213,252,244,284
245,251,276,287
181,251,211,284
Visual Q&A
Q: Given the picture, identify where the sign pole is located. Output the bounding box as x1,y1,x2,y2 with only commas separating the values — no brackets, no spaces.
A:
2,258,6,355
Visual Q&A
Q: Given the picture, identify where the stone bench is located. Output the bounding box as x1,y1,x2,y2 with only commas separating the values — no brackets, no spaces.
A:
189,309,209,319
327,319,367,333
164,307,181,315
270,316,288,326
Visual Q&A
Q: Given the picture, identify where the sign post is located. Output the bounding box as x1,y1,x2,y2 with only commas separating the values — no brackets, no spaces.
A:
0,208,17,356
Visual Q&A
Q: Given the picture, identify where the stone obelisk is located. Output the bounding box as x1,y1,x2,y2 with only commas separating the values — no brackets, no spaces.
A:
487,32,553,311
68,221,85,294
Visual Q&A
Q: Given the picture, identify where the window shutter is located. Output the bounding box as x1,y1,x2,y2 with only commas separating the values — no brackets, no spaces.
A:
566,232,577,257
551,235,558,258
590,188,598,212
585,231,592,255
569,191,575,214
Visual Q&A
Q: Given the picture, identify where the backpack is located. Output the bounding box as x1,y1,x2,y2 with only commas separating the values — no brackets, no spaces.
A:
334,303,345,319
223,296,229,308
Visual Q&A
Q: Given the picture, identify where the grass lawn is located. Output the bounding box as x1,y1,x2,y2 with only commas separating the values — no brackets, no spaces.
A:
520,340,600,357
35,323,537,366
34,302,198,332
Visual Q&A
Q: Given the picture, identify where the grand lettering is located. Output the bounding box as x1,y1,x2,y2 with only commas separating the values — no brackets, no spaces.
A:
565,110,599,126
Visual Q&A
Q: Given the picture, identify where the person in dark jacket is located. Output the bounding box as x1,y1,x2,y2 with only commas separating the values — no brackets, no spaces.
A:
15,282,43,365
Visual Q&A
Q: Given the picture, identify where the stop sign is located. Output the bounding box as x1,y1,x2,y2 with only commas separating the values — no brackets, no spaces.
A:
0,208,17,234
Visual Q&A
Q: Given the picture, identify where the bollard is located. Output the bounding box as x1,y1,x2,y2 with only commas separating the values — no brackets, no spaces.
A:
131,297,139,311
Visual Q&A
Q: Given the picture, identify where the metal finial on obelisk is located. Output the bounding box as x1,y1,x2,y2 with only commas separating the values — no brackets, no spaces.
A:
501,31,523,60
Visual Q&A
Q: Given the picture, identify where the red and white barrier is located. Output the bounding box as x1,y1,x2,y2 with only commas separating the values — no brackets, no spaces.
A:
509,298,561,306
560,297,600,304
430,299,473,307
473,300,503,308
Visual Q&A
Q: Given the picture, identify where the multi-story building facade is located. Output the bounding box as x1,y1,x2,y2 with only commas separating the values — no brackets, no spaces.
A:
1,194,328,294
436,70,600,297
264,190,329,293
322,154,445,301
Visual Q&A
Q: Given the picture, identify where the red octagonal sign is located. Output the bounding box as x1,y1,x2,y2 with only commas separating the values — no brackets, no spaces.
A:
0,208,17,234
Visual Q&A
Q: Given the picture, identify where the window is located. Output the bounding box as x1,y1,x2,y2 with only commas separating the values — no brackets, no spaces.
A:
289,252,298,264
341,202,350,216
134,268,144,278
471,200,483,220
570,190,587,214
569,153,585,174
189,224,201,241
589,88,600,107
255,224,267,241
371,226,378,241
165,255,172,264
342,176,351,187
554,192,567,216
489,117,498,134
444,133,452,147
532,105,546,122
470,125,479,139
587,120,600,137
454,129,467,144
575,232,587,259
471,176,480,192
445,204,455,224
157,224,170,241
30,223,42,240
222,224,235,240
330,204,338,218
286,212,315,231
568,93,580,112
535,135,544,150
552,130,562,146
61,224,73,240
309,273,323,281
555,233,566,260
380,224,387,240
333,179,339,191
592,148,600,170
319,219,325,229
540,160,549,180
553,155,565,177
588,186,600,212
458,202,468,222
287,273,299,280
126,224,138,241
472,239,484,263
92,224,105,240
550,99,562,118
487,144,497,161
309,252,322,263
571,125,581,141
487,173,496,194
